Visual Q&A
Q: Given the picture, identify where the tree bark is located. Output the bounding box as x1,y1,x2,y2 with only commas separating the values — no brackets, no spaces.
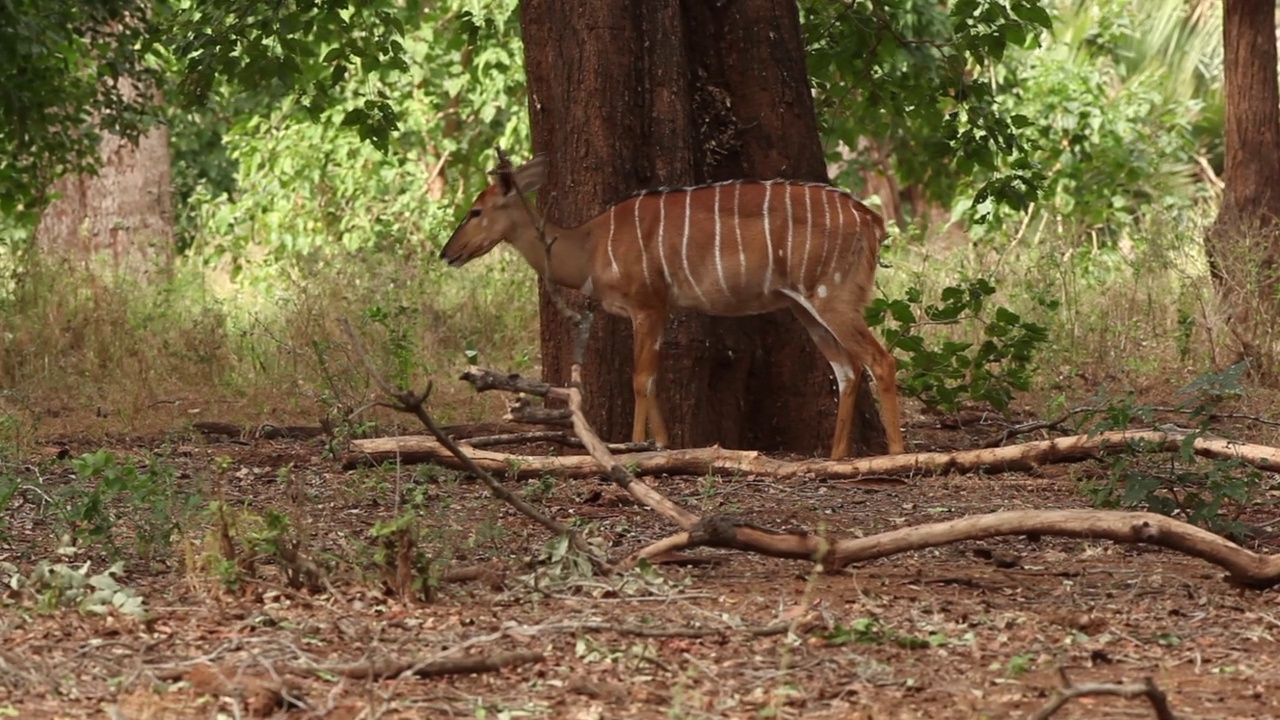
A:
519,0,890,456
35,75,174,273
1205,0,1280,378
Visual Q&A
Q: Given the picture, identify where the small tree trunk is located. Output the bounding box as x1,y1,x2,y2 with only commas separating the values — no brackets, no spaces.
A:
520,0,889,456
1205,0,1280,378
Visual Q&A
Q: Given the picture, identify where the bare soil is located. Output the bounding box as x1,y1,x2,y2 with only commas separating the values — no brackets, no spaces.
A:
3,413,1280,719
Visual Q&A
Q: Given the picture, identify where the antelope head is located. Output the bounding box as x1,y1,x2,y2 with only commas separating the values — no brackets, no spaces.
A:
439,150,548,267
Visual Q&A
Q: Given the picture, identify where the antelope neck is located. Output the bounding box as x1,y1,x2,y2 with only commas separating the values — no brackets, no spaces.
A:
508,219,594,291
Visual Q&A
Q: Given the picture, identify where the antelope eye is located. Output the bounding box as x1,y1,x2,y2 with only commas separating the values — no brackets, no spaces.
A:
468,208,481,218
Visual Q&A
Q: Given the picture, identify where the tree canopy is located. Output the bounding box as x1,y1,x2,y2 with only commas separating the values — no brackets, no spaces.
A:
1,0,1225,241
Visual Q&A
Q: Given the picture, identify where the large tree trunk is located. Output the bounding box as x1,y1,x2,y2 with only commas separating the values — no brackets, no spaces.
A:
36,76,174,272
1205,0,1280,378
519,0,890,456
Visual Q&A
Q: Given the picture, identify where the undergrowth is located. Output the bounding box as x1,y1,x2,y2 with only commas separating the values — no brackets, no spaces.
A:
869,197,1221,417
0,195,1229,447
0,244,540,442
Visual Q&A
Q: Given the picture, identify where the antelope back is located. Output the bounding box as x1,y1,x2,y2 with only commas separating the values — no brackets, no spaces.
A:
439,154,548,267
608,180,885,314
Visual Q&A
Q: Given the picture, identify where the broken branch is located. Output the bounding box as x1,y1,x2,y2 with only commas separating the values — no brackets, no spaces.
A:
461,429,653,453
460,366,568,401
505,399,573,426
290,651,545,681
338,318,611,573
564,363,699,529
1030,672,1175,720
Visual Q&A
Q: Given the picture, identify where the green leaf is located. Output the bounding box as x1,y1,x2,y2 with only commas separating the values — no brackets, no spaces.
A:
888,300,918,325
994,307,1020,325
1011,1,1054,31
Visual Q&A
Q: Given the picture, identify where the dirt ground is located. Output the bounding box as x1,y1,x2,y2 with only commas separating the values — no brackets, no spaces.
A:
3,409,1280,720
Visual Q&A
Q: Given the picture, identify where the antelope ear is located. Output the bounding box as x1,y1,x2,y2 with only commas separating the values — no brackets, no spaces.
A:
497,166,516,195
510,154,548,195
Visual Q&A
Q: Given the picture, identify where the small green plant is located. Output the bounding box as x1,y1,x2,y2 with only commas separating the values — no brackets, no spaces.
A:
197,499,251,591
0,472,16,543
697,470,721,501
1006,652,1036,677
0,413,27,463
868,278,1053,415
2,559,147,617
821,616,931,649
370,512,436,601
365,303,422,388
538,532,597,581
247,509,293,557
1081,362,1260,539
58,449,191,560
523,474,556,503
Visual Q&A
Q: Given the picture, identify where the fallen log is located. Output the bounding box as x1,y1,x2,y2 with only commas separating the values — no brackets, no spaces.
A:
343,435,894,484
342,427,1280,479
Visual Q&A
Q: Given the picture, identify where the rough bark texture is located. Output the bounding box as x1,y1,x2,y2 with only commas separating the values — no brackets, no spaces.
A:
35,76,174,272
519,0,889,456
1205,0,1280,378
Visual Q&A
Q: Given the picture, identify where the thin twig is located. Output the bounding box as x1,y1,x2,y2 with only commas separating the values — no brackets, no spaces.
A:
424,149,451,192
983,404,1280,448
982,407,1095,448
462,430,653,453
1147,405,1280,428
338,318,611,574
1028,670,1175,720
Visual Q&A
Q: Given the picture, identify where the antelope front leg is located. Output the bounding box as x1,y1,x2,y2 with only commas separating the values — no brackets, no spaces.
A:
630,312,668,448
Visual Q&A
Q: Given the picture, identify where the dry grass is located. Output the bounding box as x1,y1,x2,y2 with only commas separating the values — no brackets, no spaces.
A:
0,246,540,446
876,203,1226,416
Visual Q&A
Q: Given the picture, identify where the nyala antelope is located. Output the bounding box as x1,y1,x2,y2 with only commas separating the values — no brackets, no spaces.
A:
439,151,905,459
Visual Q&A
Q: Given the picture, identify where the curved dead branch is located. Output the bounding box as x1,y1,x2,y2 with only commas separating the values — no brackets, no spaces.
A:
622,509,1280,589
1030,669,1175,720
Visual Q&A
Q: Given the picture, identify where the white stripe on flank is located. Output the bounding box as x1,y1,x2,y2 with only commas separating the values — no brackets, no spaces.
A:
851,202,861,258
800,186,812,292
657,191,671,286
834,193,846,278
784,184,794,283
713,184,727,294
762,183,774,294
735,182,745,288
681,189,708,306
635,197,653,290
606,205,618,277
818,189,831,287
